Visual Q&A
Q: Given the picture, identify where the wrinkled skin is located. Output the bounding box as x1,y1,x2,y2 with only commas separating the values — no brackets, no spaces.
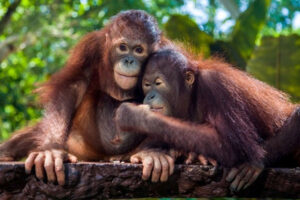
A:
25,150,77,185
130,150,174,182
226,163,264,191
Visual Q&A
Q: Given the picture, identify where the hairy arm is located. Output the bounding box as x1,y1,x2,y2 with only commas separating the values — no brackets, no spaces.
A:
23,32,103,185
116,103,239,167
37,80,88,149
116,69,268,167
36,31,102,150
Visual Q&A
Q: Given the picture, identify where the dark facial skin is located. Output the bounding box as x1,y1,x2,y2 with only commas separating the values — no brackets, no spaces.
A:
142,51,195,118
143,74,173,116
111,38,149,90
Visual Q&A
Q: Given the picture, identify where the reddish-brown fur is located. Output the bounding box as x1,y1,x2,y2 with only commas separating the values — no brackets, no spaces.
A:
116,48,300,167
0,10,168,161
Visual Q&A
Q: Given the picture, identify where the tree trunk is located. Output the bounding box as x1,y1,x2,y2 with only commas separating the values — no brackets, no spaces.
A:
0,0,22,35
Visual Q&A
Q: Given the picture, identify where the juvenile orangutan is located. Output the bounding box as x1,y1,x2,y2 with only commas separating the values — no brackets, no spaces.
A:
0,10,174,185
116,49,300,191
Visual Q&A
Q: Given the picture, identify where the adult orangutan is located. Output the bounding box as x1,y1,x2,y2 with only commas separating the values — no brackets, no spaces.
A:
0,10,174,185
116,49,300,191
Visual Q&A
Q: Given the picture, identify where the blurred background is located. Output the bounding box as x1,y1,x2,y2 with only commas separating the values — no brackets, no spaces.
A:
0,0,299,140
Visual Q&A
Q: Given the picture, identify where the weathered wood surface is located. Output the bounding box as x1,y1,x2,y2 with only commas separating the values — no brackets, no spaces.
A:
0,162,299,199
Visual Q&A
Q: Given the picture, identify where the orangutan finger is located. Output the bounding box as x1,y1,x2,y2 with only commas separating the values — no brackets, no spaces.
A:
208,158,217,166
169,149,177,159
54,156,65,185
142,156,153,181
236,168,254,191
44,151,55,182
198,155,208,165
243,168,262,189
159,155,169,182
67,153,78,163
185,152,196,164
151,156,161,183
34,153,45,180
138,104,150,111
226,167,239,182
130,154,141,164
230,167,248,191
25,152,38,174
166,155,174,175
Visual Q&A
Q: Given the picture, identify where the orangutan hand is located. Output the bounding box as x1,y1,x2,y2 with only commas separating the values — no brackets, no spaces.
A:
25,149,77,185
130,150,174,182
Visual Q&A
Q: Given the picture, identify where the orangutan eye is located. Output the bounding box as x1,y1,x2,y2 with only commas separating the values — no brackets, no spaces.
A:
135,46,144,54
144,82,151,87
155,78,163,86
119,43,128,52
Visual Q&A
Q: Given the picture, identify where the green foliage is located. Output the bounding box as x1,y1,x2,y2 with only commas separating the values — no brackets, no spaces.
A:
0,50,43,139
164,14,213,57
230,0,271,69
247,34,300,102
266,0,300,31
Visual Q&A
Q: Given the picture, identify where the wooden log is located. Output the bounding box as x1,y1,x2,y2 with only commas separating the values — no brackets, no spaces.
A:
0,162,299,199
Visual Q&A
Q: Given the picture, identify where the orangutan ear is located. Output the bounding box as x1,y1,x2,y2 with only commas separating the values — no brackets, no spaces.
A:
185,70,195,87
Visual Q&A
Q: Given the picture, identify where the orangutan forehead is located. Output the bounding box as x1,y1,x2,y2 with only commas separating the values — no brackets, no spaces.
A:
110,20,157,44
112,37,147,46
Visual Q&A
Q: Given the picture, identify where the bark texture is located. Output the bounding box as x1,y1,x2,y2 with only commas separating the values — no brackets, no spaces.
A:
0,162,299,199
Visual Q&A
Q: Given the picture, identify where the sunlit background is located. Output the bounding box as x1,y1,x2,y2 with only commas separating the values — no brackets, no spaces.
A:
0,0,299,140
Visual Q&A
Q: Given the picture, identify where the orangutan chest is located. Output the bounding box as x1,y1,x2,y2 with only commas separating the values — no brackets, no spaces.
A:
96,101,143,155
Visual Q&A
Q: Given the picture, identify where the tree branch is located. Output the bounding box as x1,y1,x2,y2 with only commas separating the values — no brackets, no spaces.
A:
0,33,35,63
0,0,22,35
0,162,299,199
